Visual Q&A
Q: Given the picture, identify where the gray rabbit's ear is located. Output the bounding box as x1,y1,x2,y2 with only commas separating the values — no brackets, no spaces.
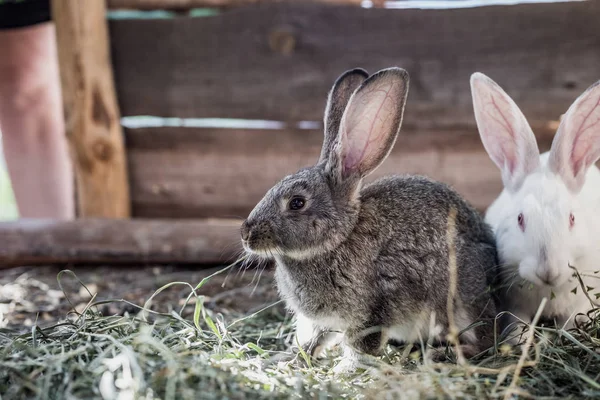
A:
326,67,409,182
319,68,369,164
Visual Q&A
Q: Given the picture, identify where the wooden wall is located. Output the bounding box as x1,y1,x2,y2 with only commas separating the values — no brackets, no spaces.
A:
3,0,599,267
108,1,600,218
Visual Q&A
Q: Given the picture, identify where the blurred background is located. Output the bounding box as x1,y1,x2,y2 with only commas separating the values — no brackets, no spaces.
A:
0,131,18,220
0,0,592,223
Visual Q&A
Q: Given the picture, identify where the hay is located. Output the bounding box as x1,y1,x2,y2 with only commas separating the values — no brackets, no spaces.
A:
0,263,598,400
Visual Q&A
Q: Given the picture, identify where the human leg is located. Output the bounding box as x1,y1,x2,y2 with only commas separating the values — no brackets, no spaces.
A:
0,21,74,218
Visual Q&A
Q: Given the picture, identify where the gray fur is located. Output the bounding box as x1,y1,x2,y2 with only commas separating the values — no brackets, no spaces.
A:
241,68,499,359
320,68,369,164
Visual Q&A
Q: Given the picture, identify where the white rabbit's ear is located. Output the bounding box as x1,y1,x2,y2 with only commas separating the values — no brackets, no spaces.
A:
548,81,600,193
326,67,409,181
470,72,540,193
320,68,369,164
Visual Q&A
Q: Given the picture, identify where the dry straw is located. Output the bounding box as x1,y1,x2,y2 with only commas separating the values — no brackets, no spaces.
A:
0,249,598,398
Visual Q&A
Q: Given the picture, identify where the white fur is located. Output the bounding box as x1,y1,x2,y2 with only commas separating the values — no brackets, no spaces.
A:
282,247,323,261
486,154,600,326
331,345,362,374
294,313,344,357
455,307,478,344
294,313,317,346
387,307,476,345
387,308,444,344
472,73,600,326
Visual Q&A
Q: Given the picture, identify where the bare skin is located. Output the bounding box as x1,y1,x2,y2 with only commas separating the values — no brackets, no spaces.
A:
0,22,74,218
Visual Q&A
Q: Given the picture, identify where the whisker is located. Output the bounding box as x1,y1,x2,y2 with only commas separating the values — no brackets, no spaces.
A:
250,260,263,287
225,250,247,282
252,263,269,296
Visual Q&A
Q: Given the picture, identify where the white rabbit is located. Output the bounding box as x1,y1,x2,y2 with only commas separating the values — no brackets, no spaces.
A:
470,72,600,329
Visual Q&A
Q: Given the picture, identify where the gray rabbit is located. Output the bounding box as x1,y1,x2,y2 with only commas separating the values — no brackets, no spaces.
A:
241,67,499,372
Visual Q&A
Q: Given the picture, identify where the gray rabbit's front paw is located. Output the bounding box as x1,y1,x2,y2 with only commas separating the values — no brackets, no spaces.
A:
295,314,342,358
331,345,361,374
294,313,317,348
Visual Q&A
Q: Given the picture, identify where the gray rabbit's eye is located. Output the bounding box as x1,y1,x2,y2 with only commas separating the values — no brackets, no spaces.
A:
288,197,306,211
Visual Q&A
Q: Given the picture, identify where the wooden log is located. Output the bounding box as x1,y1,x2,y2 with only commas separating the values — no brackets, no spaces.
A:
0,219,242,267
52,0,131,218
125,124,558,219
107,0,366,10
109,1,600,127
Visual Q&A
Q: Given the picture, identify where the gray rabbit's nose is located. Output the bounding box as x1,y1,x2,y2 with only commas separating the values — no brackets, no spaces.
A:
240,220,251,241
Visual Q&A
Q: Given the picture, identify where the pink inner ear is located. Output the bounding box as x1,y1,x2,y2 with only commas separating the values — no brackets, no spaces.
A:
471,73,539,191
551,83,600,191
342,84,398,175
569,96,600,173
488,95,519,174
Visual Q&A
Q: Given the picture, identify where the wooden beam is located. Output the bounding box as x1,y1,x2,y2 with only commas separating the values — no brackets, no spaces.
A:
0,219,242,267
109,1,600,126
52,0,131,218
124,124,557,219
107,0,366,10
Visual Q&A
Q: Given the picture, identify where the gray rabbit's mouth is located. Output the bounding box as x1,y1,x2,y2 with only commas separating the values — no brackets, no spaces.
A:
242,241,280,258
241,236,280,258
242,236,326,261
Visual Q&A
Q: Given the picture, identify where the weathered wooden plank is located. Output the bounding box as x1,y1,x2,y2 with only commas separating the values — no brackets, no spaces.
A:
125,124,557,219
107,0,366,10
0,219,241,267
53,0,131,217
110,1,600,127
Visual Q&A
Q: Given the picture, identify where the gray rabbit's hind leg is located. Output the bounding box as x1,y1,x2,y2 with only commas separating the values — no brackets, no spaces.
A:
427,344,482,363
330,326,388,374
345,325,389,356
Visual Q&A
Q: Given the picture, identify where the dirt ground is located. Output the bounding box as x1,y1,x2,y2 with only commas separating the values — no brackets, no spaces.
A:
0,264,281,333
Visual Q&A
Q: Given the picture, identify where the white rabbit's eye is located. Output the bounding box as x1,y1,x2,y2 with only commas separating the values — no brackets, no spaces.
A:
569,213,575,229
517,213,525,231
288,197,306,211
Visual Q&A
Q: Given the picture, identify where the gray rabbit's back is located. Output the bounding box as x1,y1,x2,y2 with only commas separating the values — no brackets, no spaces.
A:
364,175,498,300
